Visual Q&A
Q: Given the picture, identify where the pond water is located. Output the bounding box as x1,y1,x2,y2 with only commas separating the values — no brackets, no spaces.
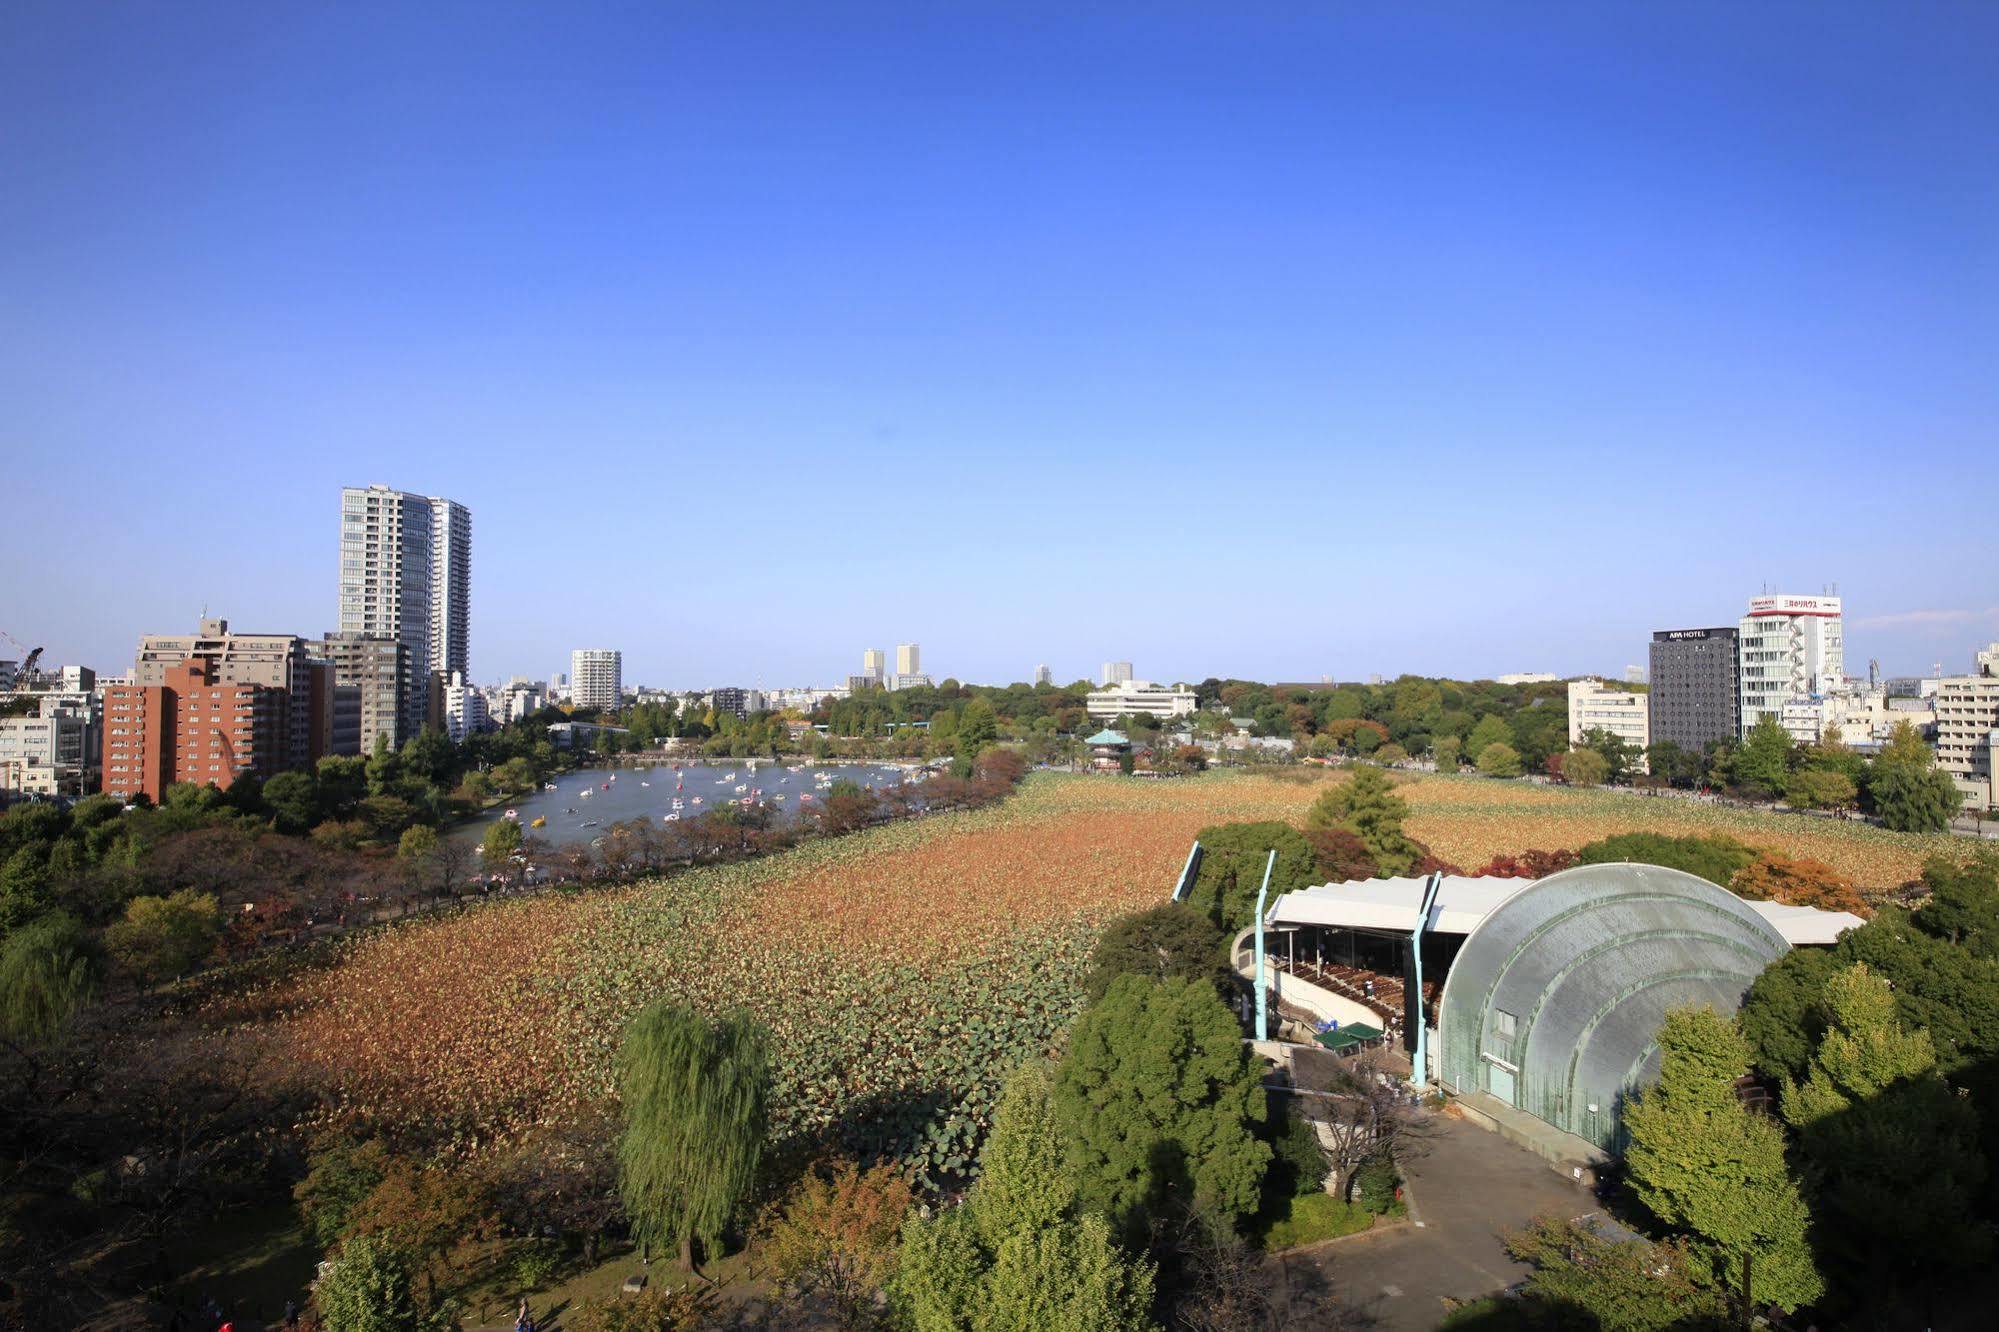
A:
456,759,926,849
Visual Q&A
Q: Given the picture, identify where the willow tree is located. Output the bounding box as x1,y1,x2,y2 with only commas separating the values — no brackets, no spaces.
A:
0,912,102,1044
616,1003,771,1271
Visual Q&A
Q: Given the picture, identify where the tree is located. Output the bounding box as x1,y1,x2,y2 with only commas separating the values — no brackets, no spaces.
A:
565,1287,719,1332
1783,767,1855,811
1504,1216,1726,1332
1729,853,1865,915
1869,732,1962,832
104,889,221,982
396,825,440,904
1084,903,1229,1002
480,817,523,872
1431,735,1462,772
955,698,999,762
1574,832,1756,888
894,1060,1157,1332
1303,827,1379,883
262,768,322,835
1779,963,1990,1289
1562,747,1609,788
1475,742,1521,778
0,912,101,1044
1913,849,1999,958
1373,742,1408,766
296,1138,393,1247
1578,726,1638,784
343,1158,496,1300
1052,976,1269,1237
757,1158,914,1329
1182,822,1315,933
617,1003,770,1271
1466,714,1514,759
1306,767,1419,875
1645,739,1704,789
1730,716,1794,796
1620,1006,1822,1312
1290,1050,1424,1204
315,1234,442,1332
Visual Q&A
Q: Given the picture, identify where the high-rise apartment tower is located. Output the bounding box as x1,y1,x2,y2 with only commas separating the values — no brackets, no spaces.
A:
338,485,472,727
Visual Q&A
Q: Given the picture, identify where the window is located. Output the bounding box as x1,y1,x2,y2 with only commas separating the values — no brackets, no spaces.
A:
1492,1008,1518,1041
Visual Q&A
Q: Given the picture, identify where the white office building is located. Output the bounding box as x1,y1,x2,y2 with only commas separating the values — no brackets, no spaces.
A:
1495,672,1559,686
339,485,472,724
1034,664,1053,686
1101,660,1134,686
1567,679,1650,770
1737,594,1843,735
1935,643,1999,812
1085,679,1198,721
441,672,489,743
570,649,624,711
0,698,95,796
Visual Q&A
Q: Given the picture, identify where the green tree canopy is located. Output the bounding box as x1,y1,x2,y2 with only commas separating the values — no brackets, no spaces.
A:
1182,822,1315,933
1306,767,1420,874
1562,747,1610,788
893,1060,1156,1332
1730,716,1794,796
104,889,221,983
1083,903,1229,1003
1052,975,1269,1238
1573,832,1757,889
1475,742,1522,778
1780,963,1991,1288
1466,713,1515,758
0,911,102,1043
1870,753,1962,833
1620,1006,1822,1312
480,818,523,865
616,1003,771,1270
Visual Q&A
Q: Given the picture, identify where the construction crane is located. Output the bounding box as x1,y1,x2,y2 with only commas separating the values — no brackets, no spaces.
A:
0,629,44,683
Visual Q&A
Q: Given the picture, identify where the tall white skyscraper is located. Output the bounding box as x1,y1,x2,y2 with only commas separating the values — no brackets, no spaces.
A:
896,643,921,677
570,649,623,711
1101,660,1134,686
1034,664,1052,686
1737,594,1843,735
862,648,886,681
339,485,472,727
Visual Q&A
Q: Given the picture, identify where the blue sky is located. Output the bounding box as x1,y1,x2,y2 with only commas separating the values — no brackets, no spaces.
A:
4,2,1995,688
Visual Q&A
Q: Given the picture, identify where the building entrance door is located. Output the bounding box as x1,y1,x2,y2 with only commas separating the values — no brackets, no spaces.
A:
1487,1061,1516,1106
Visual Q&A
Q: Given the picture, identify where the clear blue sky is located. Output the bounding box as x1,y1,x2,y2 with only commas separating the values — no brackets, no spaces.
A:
5,2,1995,688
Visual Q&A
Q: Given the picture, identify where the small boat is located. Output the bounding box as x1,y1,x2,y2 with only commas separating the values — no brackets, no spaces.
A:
504,809,519,820
582,820,600,829
543,783,558,792
600,781,610,791
691,796,704,806
799,792,814,803
664,812,680,823
580,788,593,799
733,783,748,794
564,807,576,814
641,781,650,787
530,816,546,829
671,798,684,810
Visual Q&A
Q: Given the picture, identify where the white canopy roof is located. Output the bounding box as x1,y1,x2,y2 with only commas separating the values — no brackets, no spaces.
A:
1266,873,1862,947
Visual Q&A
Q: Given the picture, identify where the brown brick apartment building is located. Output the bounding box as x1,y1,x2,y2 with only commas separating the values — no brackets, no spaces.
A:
101,659,286,802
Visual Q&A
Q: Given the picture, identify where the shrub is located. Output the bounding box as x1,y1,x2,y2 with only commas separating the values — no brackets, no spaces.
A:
1574,832,1756,889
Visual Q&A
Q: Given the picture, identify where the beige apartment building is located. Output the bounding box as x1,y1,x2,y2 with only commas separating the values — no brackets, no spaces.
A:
1934,643,1999,813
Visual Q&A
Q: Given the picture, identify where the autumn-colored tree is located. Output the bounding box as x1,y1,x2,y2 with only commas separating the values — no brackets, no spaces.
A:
1306,767,1419,875
564,1286,719,1332
342,1158,497,1300
1470,849,1579,879
757,1159,914,1328
1303,827,1379,884
1730,853,1867,916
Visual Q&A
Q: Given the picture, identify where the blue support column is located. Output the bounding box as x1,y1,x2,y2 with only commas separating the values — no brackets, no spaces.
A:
1408,870,1442,1086
1171,840,1203,902
1254,849,1276,1041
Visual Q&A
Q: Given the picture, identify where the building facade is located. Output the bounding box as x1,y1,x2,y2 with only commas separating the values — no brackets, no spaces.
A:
134,618,331,770
1101,660,1134,686
321,632,411,756
440,672,489,743
1084,679,1198,720
1566,679,1650,768
1034,664,1052,686
895,643,921,678
0,700,95,797
1737,594,1843,735
862,648,886,682
1648,627,1739,753
338,485,472,725
1935,643,1999,812
570,649,623,711
102,660,287,802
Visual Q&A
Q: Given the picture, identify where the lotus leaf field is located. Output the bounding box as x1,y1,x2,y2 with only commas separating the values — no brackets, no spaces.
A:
235,769,1961,1179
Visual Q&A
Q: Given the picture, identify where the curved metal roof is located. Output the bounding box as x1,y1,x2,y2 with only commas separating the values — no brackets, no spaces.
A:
1436,862,1788,1152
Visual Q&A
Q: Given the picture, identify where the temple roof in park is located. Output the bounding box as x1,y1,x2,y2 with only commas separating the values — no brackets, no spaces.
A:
1084,729,1130,746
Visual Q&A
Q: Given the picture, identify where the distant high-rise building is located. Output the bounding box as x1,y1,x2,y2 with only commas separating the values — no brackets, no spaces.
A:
862,648,886,681
1738,594,1843,735
1034,664,1052,686
570,649,623,711
896,643,921,677
440,672,489,742
1649,627,1740,754
1935,642,1999,813
1101,661,1134,686
338,485,472,726
1623,665,1647,685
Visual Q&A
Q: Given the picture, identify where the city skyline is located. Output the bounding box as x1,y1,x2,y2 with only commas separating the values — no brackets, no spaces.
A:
6,5,1996,685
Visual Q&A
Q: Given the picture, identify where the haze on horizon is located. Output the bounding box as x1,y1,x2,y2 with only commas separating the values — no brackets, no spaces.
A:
4,2,1995,689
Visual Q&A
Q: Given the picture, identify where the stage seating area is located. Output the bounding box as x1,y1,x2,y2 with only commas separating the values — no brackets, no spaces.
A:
1273,956,1438,1029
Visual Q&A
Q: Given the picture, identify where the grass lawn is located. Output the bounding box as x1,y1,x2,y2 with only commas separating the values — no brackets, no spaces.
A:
1255,1191,1379,1250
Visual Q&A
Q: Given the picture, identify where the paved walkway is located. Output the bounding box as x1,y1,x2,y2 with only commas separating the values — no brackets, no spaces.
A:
1273,1110,1591,1331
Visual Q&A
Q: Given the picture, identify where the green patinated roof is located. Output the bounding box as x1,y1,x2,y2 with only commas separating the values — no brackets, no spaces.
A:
1085,729,1129,746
